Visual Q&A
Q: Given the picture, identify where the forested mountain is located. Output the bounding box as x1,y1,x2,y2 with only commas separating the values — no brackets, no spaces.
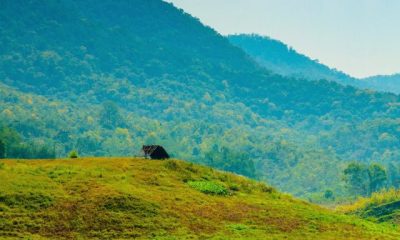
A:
1,0,400,201
228,34,400,95
361,74,400,94
228,34,358,85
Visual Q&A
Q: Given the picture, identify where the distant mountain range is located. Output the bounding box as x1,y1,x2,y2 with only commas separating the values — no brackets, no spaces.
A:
361,74,400,93
228,34,400,94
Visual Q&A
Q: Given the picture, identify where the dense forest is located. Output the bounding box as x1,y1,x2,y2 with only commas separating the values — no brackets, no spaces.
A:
1,0,400,202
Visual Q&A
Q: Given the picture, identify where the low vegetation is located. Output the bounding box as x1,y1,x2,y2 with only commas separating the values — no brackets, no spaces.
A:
0,157,400,239
339,189,400,224
188,180,229,196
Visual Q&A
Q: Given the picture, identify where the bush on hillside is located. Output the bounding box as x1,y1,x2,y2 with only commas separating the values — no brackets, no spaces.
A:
68,150,78,159
188,181,228,196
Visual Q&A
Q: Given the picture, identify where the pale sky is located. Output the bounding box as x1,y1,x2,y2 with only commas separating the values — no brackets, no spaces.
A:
165,0,400,78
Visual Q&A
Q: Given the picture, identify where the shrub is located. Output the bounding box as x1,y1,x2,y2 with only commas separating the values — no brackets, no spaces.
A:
68,150,78,159
103,195,159,217
228,183,240,192
164,160,179,170
188,181,229,196
0,192,54,210
257,183,275,193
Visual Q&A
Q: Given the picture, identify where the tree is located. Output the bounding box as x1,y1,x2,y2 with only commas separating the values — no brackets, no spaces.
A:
205,146,256,178
343,163,370,196
69,150,78,159
99,101,125,129
387,163,400,188
324,190,335,200
0,140,5,159
368,164,387,193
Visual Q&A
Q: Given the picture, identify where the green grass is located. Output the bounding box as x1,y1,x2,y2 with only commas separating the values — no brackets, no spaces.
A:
188,181,229,196
0,157,399,239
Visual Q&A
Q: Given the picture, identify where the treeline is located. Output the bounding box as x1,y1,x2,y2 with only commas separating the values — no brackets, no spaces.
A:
343,162,398,198
0,125,55,159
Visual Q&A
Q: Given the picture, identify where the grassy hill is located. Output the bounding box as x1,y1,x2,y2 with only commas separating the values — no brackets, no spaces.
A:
339,189,400,224
0,158,399,239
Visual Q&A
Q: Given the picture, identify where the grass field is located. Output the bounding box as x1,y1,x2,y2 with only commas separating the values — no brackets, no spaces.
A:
0,157,399,239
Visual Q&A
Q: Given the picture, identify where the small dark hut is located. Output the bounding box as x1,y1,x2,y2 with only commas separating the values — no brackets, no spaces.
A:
142,145,170,159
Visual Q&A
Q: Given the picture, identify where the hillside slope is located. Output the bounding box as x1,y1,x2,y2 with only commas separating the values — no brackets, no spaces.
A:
0,158,399,239
2,0,400,200
339,189,400,224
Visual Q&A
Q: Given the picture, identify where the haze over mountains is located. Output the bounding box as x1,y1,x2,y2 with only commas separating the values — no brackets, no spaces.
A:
361,74,400,94
228,34,400,94
1,0,400,201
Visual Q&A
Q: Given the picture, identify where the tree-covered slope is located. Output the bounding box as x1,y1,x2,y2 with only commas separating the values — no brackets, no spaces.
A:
1,0,400,201
0,158,399,239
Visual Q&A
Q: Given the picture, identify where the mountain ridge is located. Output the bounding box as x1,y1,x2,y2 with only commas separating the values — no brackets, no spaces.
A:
227,34,400,94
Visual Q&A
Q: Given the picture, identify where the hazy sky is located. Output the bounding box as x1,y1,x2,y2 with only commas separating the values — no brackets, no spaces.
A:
165,0,400,78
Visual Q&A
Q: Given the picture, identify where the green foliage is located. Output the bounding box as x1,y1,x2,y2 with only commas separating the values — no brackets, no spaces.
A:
0,125,55,159
343,163,370,196
324,190,335,200
68,150,78,159
368,164,388,193
343,163,388,197
188,180,229,196
100,101,125,129
205,146,256,178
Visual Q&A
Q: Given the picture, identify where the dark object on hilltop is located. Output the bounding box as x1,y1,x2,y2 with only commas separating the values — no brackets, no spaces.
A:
142,145,170,160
